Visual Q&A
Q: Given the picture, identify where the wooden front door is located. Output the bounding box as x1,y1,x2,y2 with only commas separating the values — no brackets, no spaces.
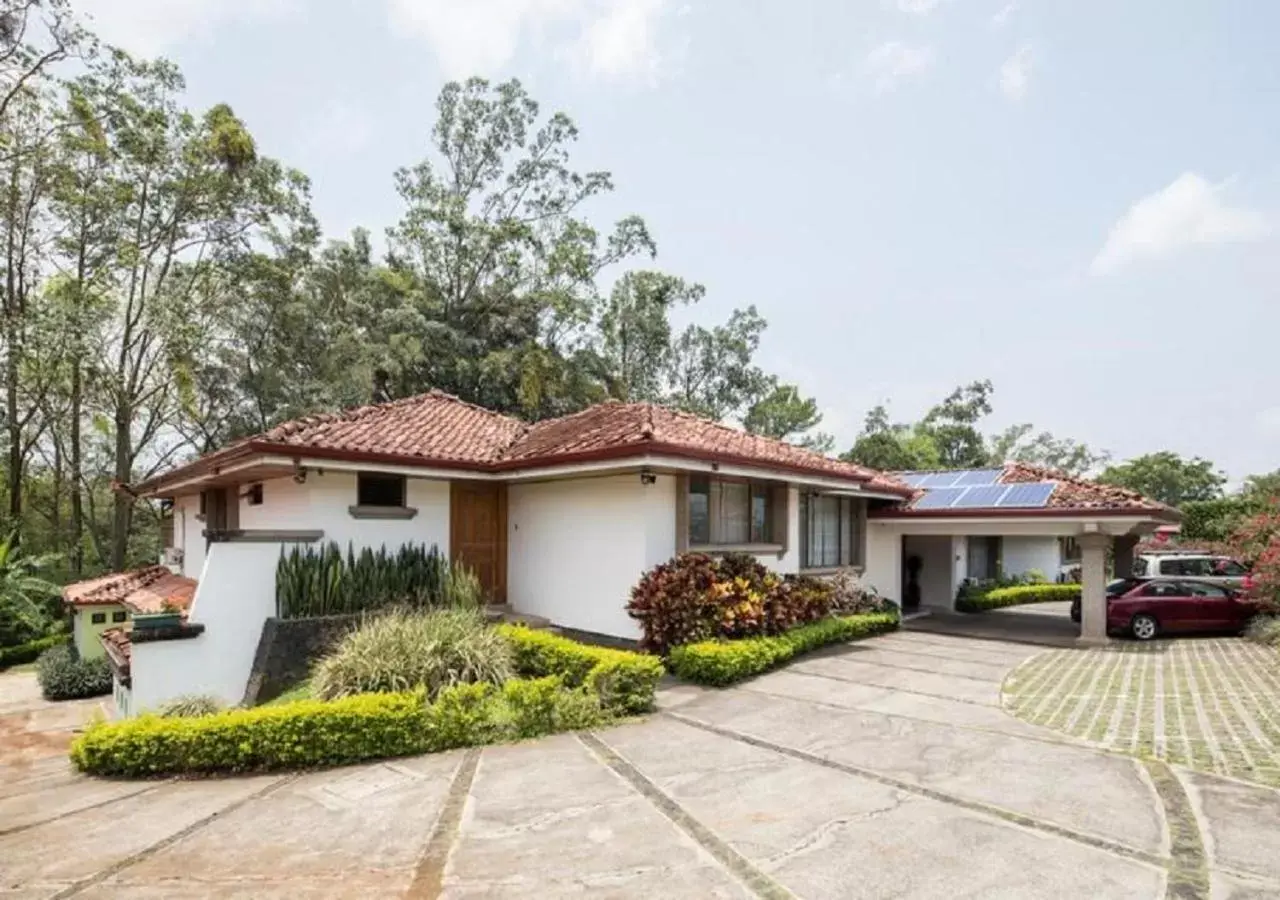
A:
450,483,507,603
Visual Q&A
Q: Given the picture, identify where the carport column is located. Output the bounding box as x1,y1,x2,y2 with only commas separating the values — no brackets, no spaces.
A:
1078,533,1111,643
1113,533,1138,578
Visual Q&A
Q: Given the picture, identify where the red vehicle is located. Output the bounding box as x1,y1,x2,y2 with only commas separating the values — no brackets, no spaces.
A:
1078,577,1260,641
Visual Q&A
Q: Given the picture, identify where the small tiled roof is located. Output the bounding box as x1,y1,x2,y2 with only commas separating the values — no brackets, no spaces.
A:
133,391,913,496
100,626,131,666
63,566,197,614
875,462,1177,519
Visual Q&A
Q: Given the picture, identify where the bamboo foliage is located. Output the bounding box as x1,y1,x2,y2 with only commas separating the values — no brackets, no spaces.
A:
275,542,478,619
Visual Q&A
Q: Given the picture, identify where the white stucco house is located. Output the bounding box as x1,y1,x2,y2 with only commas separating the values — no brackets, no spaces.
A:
78,391,1175,716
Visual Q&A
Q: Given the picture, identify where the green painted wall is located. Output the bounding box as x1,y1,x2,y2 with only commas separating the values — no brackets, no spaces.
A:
73,605,127,659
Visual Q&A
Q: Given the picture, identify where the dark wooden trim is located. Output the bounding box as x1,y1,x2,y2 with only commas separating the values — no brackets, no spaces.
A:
674,473,690,553
495,483,508,605
348,505,419,520
204,529,325,543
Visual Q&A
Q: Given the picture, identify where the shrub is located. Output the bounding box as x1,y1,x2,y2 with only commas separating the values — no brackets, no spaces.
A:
71,678,612,777
827,570,893,615
36,644,112,700
312,608,514,700
957,583,1082,613
71,691,432,776
668,613,899,686
277,542,472,619
498,625,664,714
158,695,225,718
0,632,69,669
626,552,845,654
1245,615,1280,648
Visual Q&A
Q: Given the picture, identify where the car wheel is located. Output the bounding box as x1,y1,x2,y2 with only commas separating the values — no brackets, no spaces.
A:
1070,601,1080,623
1130,613,1159,641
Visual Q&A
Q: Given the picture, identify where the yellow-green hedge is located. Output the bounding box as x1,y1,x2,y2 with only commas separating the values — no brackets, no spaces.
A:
668,612,899,687
70,675,610,778
957,583,1081,612
497,625,664,714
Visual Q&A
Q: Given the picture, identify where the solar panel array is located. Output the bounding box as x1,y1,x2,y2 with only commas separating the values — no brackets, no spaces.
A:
900,470,1058,511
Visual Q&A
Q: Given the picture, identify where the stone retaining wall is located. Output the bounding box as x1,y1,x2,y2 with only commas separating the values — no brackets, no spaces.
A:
242,613,361,706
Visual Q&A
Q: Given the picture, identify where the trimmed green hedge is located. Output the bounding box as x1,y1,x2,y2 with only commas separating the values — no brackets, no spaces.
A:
668,612,899,687
497,625,664,715
0,633,69,670
37,644,112,700
71,675,610,777
957,583,1081,613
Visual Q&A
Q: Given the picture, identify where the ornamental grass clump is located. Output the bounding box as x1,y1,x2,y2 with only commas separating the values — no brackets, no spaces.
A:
311,608,514,700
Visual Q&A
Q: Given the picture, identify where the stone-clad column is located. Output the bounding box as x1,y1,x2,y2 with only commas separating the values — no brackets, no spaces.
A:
1078,533,1112,644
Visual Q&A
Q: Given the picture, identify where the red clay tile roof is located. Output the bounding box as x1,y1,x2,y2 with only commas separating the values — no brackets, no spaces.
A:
100,626,131,667
133,392,913,496
63,566,197,614
874,462,1177,519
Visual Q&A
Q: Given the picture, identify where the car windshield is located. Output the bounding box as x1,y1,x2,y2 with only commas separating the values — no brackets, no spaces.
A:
1107,578,1143,597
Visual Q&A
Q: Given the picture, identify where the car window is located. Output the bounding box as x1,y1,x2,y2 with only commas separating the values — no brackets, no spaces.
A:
1133,558,1149,576
1107,578,1143,597
1213,559,1248,577
1157,558,1184,575
1140,581,1183,598
1183,582,1229,598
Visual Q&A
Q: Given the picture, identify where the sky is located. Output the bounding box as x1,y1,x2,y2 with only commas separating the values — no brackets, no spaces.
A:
77,0,1280,481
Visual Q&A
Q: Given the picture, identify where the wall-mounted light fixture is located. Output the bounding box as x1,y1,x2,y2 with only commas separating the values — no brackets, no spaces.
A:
640,468,657,486
292,460,308,485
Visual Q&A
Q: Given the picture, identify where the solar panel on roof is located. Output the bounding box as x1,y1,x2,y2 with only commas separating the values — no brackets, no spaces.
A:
914,487,967,509
951,485,1010,509
898,473,930,488
996,482,1056,508
954,469,1004,487
920,472,963,488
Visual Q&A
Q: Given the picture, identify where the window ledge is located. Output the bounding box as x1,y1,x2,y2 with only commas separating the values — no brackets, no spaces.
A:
690,543,786,556
799,565,865,577
348,505,418,520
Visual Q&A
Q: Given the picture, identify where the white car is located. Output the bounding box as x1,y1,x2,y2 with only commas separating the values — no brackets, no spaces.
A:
1132,553,1251,588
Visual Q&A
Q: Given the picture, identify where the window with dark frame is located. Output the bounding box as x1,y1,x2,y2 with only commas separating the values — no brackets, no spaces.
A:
246,483,263,506
91,612,106,624
112,611,127,623
687,477,774,546
357,473,407,508
799,493,865,570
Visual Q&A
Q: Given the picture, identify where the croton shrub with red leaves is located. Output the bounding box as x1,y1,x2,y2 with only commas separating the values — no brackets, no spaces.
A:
626,552,839,654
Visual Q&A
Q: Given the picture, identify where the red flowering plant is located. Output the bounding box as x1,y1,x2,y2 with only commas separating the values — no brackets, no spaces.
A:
1230,497,1280,613
625,553,725,654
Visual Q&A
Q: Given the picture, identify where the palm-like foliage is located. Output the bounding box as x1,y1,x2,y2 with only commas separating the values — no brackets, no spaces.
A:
0,533,63,646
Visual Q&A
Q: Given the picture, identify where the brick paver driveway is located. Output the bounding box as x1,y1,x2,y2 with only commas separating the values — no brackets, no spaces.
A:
4,634,1280,898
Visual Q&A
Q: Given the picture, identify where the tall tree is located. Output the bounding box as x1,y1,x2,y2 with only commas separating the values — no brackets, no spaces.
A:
594,270,700,402
919,379,993,468
0,0,85,126
743,380,833,452
664,306,770,421
988,423,1109,476
842,404,941,471
1097,451,1226,507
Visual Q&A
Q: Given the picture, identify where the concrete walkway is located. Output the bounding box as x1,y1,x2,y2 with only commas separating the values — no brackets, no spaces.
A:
3,635,1279,898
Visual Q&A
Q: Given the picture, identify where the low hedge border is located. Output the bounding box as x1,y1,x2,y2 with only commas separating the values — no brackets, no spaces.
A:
71,675,610,778
667,612,899,687
956,583,1081,613
0,633,69,670
497,625,664,715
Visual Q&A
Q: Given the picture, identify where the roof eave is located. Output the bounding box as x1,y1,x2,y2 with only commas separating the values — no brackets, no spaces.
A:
870,505,1180,522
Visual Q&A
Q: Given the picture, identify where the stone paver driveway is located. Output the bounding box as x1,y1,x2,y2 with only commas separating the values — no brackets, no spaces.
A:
4,633,1280,899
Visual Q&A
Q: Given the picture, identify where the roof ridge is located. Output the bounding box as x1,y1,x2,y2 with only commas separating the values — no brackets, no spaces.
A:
265,389,525,442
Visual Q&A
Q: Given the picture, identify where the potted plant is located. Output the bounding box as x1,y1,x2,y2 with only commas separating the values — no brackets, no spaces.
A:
131,600,184,631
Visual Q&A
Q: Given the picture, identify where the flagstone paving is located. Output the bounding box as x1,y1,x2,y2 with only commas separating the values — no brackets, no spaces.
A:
3,632,1280,898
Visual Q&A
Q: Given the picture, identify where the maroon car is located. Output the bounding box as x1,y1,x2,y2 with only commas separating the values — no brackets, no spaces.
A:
1100,578,1259,641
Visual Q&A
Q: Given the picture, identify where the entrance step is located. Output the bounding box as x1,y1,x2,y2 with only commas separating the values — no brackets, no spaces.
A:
483,604,555,631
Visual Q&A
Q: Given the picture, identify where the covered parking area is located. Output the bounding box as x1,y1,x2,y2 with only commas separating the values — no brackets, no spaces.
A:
858,464,1179,645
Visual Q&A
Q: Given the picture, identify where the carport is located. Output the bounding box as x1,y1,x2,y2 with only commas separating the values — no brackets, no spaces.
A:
860,464,1180,644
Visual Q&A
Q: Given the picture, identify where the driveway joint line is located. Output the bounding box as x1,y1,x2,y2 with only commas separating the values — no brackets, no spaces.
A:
1143,759,1210,900
0,782,166,838
48,774,296,899
785,665,997,708
406,747,481,899
665,710,1169,871
579,731,796,900
795,655,1006,685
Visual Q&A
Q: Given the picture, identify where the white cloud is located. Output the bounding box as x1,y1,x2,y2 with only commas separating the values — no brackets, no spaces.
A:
998,44,1033,100
76,0,296,56
894,0,946,14
1090,173,1270,276
991,1,1019,27
865,41,935,93
387,0,679,83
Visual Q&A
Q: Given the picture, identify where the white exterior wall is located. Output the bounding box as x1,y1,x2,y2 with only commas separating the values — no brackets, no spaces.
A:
508,474,666,640
1001,536,1061,580
131,540,303,712
172,494,206,580
863,525,902,605
904,534,957,610
239,473,451,554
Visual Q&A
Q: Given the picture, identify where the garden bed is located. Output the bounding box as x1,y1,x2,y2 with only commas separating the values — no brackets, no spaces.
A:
70,625,664,777
667,612,899,687
956,583,1080,613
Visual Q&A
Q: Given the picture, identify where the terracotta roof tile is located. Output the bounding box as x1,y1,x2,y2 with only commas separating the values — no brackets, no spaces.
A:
100,626,131,666
63,566,197,614
136,392,913,494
